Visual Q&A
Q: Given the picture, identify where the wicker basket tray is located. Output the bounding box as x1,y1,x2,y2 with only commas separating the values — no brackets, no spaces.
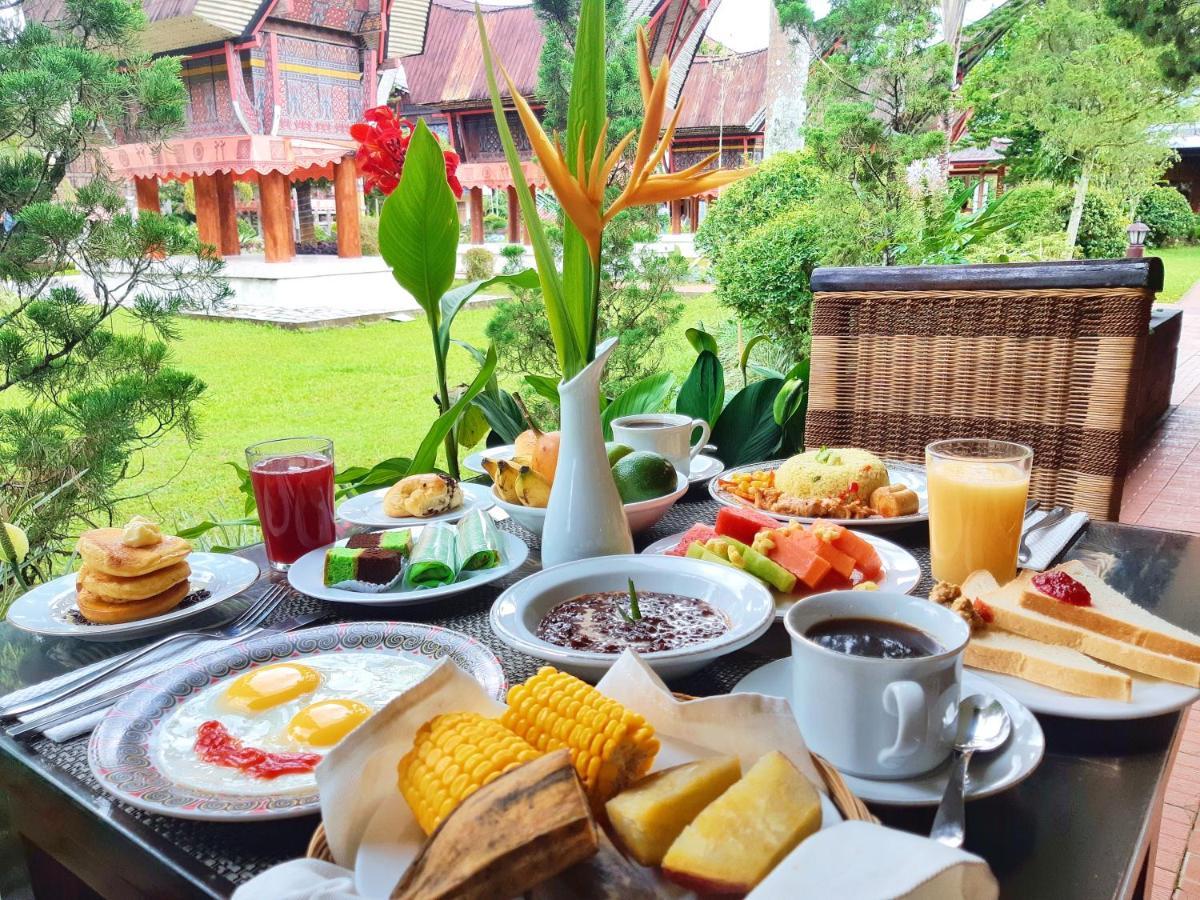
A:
304,751,875,863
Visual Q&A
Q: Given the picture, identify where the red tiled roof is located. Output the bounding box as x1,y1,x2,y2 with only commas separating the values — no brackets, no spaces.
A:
402,0,544,107
673,50,766,133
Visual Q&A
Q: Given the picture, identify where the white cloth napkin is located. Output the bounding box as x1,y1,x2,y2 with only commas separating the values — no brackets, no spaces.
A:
233,652,998,900
1021,508,1089,571
0,632,258,741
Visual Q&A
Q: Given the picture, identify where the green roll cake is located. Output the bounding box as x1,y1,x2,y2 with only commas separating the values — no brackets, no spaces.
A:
346,529,412,554
406,523,459,588
455,509,503,571
323,548,404,587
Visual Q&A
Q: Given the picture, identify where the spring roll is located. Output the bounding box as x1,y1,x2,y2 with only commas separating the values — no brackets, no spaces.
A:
406,523,458,588
456,509,504,571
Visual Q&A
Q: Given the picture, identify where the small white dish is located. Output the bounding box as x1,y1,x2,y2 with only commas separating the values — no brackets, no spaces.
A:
336,482,493,529
734,658,1044,806
641,528,922,619
688,453,725,484
968,667,1200,720
710,458,929,528
287,529,529,606
490,554,776,681
7,553,260,643
492,470,689,538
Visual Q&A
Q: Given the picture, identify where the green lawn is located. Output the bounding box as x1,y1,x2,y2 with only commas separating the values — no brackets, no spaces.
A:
118,292,722,535
1153,245,1200,302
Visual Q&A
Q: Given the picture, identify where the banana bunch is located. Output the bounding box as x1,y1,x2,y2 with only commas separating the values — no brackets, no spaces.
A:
483,457,552,508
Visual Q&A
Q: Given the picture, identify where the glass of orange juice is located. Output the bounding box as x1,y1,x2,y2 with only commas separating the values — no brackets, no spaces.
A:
926,439,1033,585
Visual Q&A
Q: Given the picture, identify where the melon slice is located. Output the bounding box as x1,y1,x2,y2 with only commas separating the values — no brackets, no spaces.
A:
789,528,856,581
821,521,884,580
666,523,717,557
714,506,779,546
765,529,832,589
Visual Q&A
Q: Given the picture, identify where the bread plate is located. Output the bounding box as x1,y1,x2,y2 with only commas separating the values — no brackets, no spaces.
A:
490,554,776,681
968,667,1200,720
336,482,493,529
709,458,928,527
288,528,529,606
7,552,260,642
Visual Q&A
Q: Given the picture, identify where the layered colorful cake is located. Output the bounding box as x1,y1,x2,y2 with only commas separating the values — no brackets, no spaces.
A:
323,548,403,586
346,529,412,554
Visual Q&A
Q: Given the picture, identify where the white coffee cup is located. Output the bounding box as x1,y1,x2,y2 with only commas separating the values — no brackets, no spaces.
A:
611,413,712,474
783,591,969,780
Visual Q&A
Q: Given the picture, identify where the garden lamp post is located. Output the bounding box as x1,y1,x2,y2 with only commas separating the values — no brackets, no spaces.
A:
1126,221,1149,258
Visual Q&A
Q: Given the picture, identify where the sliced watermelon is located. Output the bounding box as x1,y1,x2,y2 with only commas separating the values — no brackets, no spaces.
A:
766,529,833,589
666,523,717,557
715,506,779,546
821,522,884,580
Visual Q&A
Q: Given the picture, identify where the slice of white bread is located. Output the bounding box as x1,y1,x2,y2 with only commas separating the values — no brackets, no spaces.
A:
966,629,1132,701
963,570,1200,687
1020,560,1200,664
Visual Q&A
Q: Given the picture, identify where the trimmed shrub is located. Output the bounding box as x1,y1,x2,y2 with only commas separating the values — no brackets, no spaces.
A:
1059,188,1126,259
483,212,506,234
499,243,525,274
710,207,822,358
989,182,1063,243
462,247,494,280
1136,186,1194,247
360,214,380,256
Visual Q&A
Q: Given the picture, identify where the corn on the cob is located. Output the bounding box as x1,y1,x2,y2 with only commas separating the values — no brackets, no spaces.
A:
501,667,659,804
397,711,540,834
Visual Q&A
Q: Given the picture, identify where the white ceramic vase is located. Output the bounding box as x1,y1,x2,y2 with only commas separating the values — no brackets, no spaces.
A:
541,336,634,567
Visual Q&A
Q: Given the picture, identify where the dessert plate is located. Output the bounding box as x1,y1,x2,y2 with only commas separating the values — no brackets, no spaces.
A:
709,458,929,528
641,529,922,618
7,553,260,643
968,667,1200,720
88,622,506,822
287,529,529,606
336,482,493,529
464,444,725,485
733,659,1044,806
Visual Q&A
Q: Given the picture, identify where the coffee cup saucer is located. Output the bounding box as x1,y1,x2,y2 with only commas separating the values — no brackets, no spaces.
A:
732,657,1045,807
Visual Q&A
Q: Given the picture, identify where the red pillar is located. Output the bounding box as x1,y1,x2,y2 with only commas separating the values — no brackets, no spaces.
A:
505,185,520,244
689,197,701,233
214,172,240,256
333,160,362,258
134,177,160,214
192,174,221,250
469,187,484,244
259,171,295,263
670,199,682,235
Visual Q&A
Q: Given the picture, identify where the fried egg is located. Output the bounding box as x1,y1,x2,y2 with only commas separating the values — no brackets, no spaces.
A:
153,652,428,796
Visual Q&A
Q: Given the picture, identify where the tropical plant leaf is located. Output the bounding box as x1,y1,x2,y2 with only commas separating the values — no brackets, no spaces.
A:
748,362,786,381
477,7,582,376
711,378,785,467
471,390,526,444
377,121,459,315
601,372,676,439
224,461,256,515
335,457,415,497
524,374,561,406
774,358,809,454
437,269,539,356
686,326,719,355
740,333,771,385
676,349,724,427
176,516,259,541
409,345,499,474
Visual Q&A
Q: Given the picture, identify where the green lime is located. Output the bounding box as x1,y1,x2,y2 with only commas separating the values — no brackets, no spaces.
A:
606,442,634,467
612,451,677,503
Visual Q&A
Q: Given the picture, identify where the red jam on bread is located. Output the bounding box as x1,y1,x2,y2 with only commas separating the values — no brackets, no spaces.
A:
1031,571,1092,607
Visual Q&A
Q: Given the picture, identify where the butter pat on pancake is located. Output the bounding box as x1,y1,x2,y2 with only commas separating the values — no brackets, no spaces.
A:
77,561,191,601
76,580,190,624
76,528,191,577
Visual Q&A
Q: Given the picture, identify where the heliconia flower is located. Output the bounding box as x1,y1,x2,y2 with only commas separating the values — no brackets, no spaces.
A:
349,106,463,198
497,25,753,261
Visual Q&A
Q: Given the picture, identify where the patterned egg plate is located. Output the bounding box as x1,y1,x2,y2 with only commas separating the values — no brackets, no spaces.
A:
88,621,506,822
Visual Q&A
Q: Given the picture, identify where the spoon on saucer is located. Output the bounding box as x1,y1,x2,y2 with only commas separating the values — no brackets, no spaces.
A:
930,694,1012,848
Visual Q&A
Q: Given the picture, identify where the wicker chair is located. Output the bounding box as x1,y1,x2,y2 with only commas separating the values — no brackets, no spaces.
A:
805,258,1164,520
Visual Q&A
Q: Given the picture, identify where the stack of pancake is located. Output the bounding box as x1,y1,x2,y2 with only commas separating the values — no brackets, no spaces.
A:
75,527,193,624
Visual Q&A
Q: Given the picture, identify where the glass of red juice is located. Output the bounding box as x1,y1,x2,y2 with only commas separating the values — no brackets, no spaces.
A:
246,437,336,570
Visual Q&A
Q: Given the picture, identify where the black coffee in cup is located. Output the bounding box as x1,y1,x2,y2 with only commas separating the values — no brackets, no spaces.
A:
805,617,943,660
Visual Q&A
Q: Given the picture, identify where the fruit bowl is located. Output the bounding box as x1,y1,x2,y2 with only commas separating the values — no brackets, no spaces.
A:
491,470,688,538
490,554,775,681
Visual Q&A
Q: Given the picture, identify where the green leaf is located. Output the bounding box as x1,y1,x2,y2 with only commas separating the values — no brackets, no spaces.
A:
676,349,725,427
740,334,771,385
524,374,562,406
477,7,582,376
437,269,539,357
471,390,526,444
686,327,719,355
335,457,415,497
711,378,785,467
176,516,259,540
748,362,786,381
774,358,809,454
408,345,498,474
377,121,459,316
601,372,676,440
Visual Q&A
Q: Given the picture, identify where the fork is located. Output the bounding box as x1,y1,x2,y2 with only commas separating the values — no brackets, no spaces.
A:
0,584,290,719
1018,506,1068,565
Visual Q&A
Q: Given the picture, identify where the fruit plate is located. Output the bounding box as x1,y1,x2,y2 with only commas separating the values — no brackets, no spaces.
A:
641,529,922,619
88,622,506,822
708,459,929,527
464,444,725,485
7,553,260,643
336,482,493,529
288,528,529,606
968,667,1200,721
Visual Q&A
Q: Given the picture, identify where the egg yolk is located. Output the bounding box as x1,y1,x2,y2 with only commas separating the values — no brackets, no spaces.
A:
287,699,372,747
223,664,321,713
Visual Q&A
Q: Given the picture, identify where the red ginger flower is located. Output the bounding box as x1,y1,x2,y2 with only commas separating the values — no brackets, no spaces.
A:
350,106,463,198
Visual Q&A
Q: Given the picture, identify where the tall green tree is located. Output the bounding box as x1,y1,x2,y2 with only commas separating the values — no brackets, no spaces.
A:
1105,0,1200,90
0,0,227,603
962,0,1189,253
